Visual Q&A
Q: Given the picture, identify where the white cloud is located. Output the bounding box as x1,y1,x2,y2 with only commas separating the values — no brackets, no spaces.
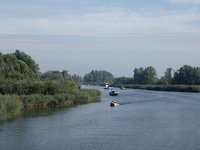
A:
1,9,200,36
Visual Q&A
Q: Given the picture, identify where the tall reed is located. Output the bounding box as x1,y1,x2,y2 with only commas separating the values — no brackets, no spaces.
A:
0,95,23,121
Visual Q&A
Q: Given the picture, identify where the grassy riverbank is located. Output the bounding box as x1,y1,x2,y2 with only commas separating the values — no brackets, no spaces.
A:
124,84,200,93
0,80,101,122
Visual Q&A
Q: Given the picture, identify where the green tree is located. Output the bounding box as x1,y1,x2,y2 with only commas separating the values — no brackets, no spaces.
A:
71,74,82,83
158,68,173,85
83,70,114,84
173,65,200,85
3,53,19,79
41,70,64,81
113,76,134,85
134,66,157,84
133,67,145,84
0,52,5,78
0,50,39,79
143,66,157,84
14,50,39,79
165,68,173,84
62,70,70,80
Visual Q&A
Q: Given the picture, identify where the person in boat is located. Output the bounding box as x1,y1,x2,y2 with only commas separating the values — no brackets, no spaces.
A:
110,100,118,107
110,101,114,107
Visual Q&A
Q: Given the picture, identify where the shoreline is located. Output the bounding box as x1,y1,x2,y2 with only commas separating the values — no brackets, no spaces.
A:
121,84,200,93
0,90,101,122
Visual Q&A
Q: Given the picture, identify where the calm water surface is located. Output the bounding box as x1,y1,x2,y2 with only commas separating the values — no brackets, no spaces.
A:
0,86,200,150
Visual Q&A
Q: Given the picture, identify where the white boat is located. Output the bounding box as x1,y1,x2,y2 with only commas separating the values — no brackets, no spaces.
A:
110,101,119,107
104,84,110,89
109,90,119,96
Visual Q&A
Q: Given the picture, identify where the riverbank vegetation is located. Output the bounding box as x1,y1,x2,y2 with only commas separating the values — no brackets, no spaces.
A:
0,86,100,121
1,49,200,121
0,50,100,122
124,84,200,93
83,70,114,85
83,66,200,93
112,66,200,92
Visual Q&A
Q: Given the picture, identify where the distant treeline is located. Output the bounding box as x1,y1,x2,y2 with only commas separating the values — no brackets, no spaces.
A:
0,50,100,122
83,66,200,86
41,70,82,83
113,66,200,85
83,66,200,92
83,70,114,85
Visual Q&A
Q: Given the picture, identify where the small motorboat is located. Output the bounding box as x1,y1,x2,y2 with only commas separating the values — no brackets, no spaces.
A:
104,84,110,89
110,101,119,107
109,90,119,96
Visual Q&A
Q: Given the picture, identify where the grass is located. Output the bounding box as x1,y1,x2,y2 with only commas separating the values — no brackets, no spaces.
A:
0,95,23,121
124,84,200,93
0,87,101,122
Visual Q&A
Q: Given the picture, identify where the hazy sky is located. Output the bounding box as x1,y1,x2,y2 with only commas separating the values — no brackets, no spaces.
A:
0,0,200,77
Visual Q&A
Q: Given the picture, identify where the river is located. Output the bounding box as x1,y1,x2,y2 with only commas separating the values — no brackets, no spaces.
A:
0,86,200,150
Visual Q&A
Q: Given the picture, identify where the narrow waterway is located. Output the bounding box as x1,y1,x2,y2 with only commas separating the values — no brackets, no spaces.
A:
0,86,200,150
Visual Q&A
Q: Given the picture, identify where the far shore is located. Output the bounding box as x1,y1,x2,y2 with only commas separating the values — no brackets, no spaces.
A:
113,84,200,93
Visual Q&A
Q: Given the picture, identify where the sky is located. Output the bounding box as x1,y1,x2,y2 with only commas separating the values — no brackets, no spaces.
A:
0,0,200,77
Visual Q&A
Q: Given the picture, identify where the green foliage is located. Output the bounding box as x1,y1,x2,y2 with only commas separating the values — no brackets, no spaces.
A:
158,68,173,85
133,66,157,84
0,95,24,121
125,84,200,93
113,65,200,91
73,89,101,103
14,50,39,77
0,50,39,80
0,52,5,78
83,70,114,84
131,65,200,86
40,70,82,84
20,94,52,108
0,50,101,122
173,65,200,85
0,79,101,121
113,76,134,86
0,79,78,95
41,70,70,81
71,74,82,83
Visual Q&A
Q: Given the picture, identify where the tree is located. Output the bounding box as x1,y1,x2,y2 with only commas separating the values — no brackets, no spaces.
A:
83,70,114,84
0,50,40,80
3,53,19,79
143,66,157,84
83,73,94,83
164,68,173,84
113,76,134,85
62,70,70,80
0,52,5,78
71,74,82,83
133,67,145,84
173,65,200,85
134,66,157,84
14,50,39,79
41,70,64,81
158,68,173,85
